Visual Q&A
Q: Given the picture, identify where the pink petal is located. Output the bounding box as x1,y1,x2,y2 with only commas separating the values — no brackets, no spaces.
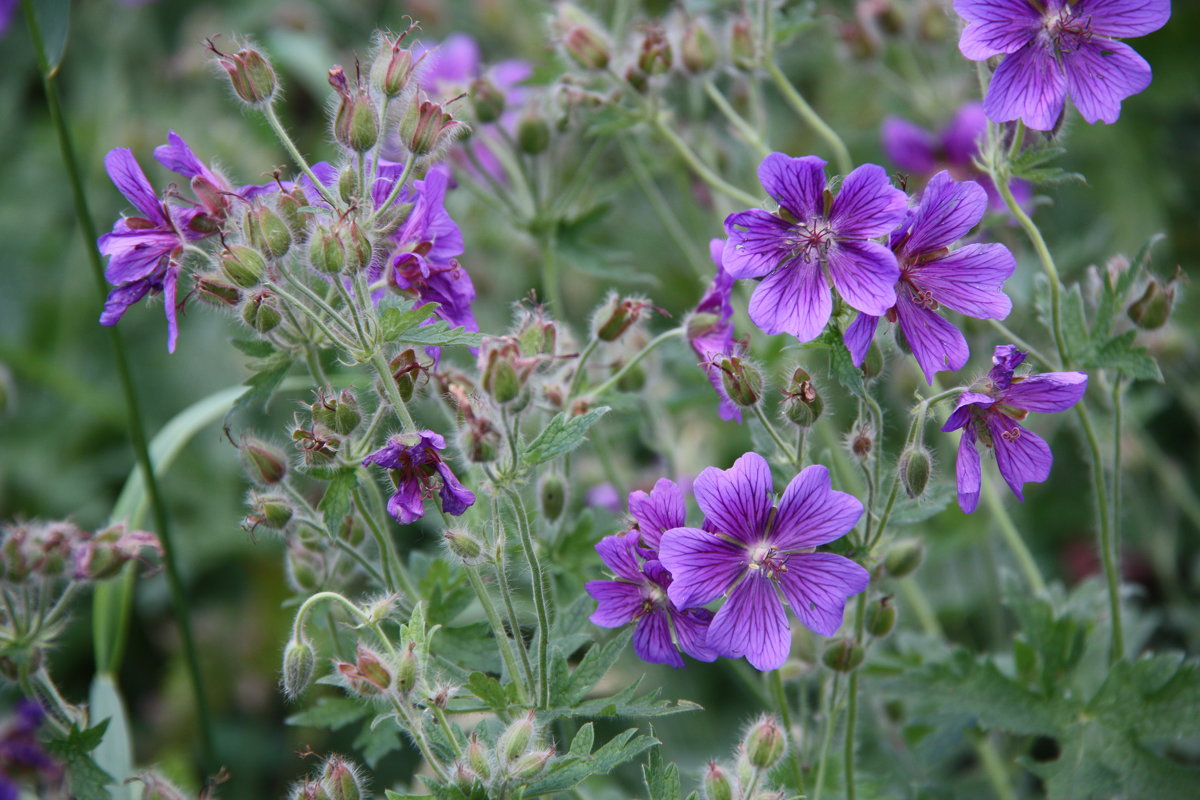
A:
777,553,869,637
707,574,791,671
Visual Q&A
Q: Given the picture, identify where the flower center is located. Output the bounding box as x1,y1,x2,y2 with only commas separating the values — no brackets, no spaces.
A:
785,219,835,262
636,585,666,618
747,543,790,580
1047,5,1092,54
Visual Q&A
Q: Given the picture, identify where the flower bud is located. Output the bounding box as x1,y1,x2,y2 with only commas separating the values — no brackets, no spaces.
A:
498,711,536,765
282,635,316,698
866,596,896,638
244,205,292,259
470,76,506,124
720,356,763,407
371,29,419,98
308,220,373,275
285,540,326,593
862,341,884,380
624,65,649,94
898,446,931,498
682,19,719,74
822,638,864,672
241,438,288,485
338,166,361,204
884,538,923,578
248,492,294,530
395,640,421,697
401,96,469,158
482,350,522,404
444,528,485,564
1127,276,1176,330
319,755,363,800
134,773,190,800
193,272,243,308
637,28,673,75
241,289,283,334
340,644,393,696
702,762,736,800
508,749,553,780
463,423,500,463
467,733,492,781
729,17,756,69
538,472,567,522
219,245,266,288
516,108,551,155
330,66,379,153
279,183,310,235
388,348,425,402
782,367,823,427
210,42,278,106
72,524,162,581
313,388,362,436
556,5,611,71
743,716,786,769
0,364,12,417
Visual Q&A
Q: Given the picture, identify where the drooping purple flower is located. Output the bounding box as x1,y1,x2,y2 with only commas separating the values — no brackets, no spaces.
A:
362,430,475,523
844,171,1016,384
586,530,717,668
658,454,869,671
0,700,62,800
941,345,1088,513
686,240,744,423
723,154,907,342
954,0,1171,130
881,102,1031,211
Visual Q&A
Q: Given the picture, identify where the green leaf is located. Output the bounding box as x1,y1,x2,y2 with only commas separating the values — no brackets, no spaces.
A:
285,696,368,730
1082,331,1163,382
232,355,294,415
569,722,596,757
522,407,611,467
524,728,659,797
1062,284,1091,363
414,554,475,624
558,629,634,705
465,672,511,712
379,305,485,348
1086,654,1200,741
433,622,503,675
319,468,359,533
89,674,135,800
642,746,682,800
45,721,114,800
355,715,404,766
540,681,703,720
230,337,276,358
380,305,440,339
819,331,865,397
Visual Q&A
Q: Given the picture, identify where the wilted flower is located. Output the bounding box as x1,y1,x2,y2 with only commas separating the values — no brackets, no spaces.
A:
362,430,475,523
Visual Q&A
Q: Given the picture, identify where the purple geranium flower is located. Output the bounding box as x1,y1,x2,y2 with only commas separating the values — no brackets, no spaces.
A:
0,699,62,800
723,153,907,342
686,240,744,423
626,477,688,553
586,530,716,668
362,430,475,523
941,345,1088,513
659,454,869,671
954,0,1171,130
844,171,1016,384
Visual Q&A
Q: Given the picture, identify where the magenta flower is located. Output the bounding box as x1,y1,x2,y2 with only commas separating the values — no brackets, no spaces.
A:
844,171,1016,384
941,345,1088,513
586,530,716,668
658,454,868,671
686,240,744,423
954,0,1171,130
362,430,475,523
723,154,907,342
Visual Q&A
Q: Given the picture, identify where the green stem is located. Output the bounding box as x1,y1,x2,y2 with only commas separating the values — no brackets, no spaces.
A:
488,503,536,693
535,225,565,317
763,58,852,175
844,594,866,800
370,351,417,431
751,403,801,468
464,563,531,706
351,488,398,595
899,576,942,637
262,104,341,210
367,152,418,227
769,670,806,794
20,0,216,768
585,327,685,399
618,137,710,278
981,478,1047,595
986,318,1057,370
649,113,761,207
972,731,1017,800
504,488,552,708
567,336,602,401
1077,403,1123,662
812,674,842,800
702,77,772,159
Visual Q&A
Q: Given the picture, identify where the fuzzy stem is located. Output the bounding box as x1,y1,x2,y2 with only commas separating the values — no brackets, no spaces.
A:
504,488,552,708
262,104,342,210
649,113,761,207
367,151,419,227
464,563,531,706
752,403,802,469
769,670,806,794
370,351,417,431
703,77,773,159
981,479,1048,595
585,327,685,399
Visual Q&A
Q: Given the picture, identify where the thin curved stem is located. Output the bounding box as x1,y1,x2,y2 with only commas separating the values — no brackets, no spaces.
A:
504,488,552,708
649,114,761,207
585,327,685,399
464,563,531,706
769,670,806,794
981,478,1047,595
262,104,341,210
762,59,852,175
703,77,772,159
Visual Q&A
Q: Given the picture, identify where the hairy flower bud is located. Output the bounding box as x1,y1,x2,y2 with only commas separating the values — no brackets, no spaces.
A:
219,245,266,288
744,716,786,769
682,19,719,73
481,349,522,404
782,367,823,427
241,289,283,334
898,446,931,498
73,524,162,581
319,755,363,800
822,638,865,672
313,388,362,436
702,762,736,800
538,472,567,522
210,41,278,106
282,634,316,699
637,27,673,75
371,28,420,98
729,17,756,69
339,644,393,696
467,733,492,781
498,711,536,765
556,5,611,70
470,76,506,124
444,528,485,564
395,640,421,697
330,66,379,153
509,749,553,780
308,220,373,275
244,205,292,259
516,108,551,155
720,356,763,407
866,596,896,638
1128,276,1177,330
193,271,243,308
247,492,294,530
241,438,288,485
401,96,469,158
884,538,923,578
285,540,326,593
862,341,884,380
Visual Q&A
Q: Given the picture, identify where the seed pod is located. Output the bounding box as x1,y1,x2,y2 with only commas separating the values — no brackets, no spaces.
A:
244,205,292,259
702,762,736,800
720,356,763,407
743,716,786,769
729,17,756,69
884,538,923,578
866,596,896,638
371,31,418,98
637,27,672,75
782,367,823,427
444,528,485,564
1128,277,1176,330
467,733,492,781
241,438,288,485
241,289,282,334
898,446,931,498
862,341,884,380
516,109,551,155
508,749,553,780
211,43,278,106
395,640,421,697
682,19,719,74
319,755,363,800
822,638,864,672
498,711,536,765
539,472,567,522
470,76,506,124
193,272,242,308
219,245,266,288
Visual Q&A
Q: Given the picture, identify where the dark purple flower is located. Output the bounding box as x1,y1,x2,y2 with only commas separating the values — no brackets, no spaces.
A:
723,154,907,342
658,454,868,671
955,0,1170,130
0,700,62,799
362,430,475,523
844,171,1016,384
586,530,717,668
941,345,1088,513
626,478,687,553
881,103,1031,211
686,240,744,423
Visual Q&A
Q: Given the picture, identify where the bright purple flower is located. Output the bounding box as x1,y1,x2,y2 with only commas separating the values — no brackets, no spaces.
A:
362,430,475,523
844,171,1016,383
626,478,687,553
954,0,1171,130
658,454,868,671
686,240,744,423
723,154,907,342
586,530,717,668
881,103,1031,211
941,345,1088,513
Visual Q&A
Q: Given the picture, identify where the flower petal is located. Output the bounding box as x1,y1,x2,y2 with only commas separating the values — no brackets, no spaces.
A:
903,172,988,255
387,480,426,524
985,40,1067,130
98,229,178,285
596,530,649,583
693,452,774,546
1002,371,1088,413
104,148,165,222
843,313,880,367
955,424,983,513
671,607,718,663
586,580,645,627
154,130,212,182
826,240,900,317
777,553,869,637
881,116,937,174
942,102,988,168
758,153,826,221
747,258,832,341
707,574,791,671
771,465,864,551
987,415,1053,500
829,163,908,238
435,462,476,516
629,479,687,551
99,280,152,328
913,244,1016,319
1062,38,1152,125
1075,0,1171,38
723,210,796,279
659,527,747,610
633,609,684,668
954,0,1042,60
895,297,970,384
942,391,996,433
162,264,179,353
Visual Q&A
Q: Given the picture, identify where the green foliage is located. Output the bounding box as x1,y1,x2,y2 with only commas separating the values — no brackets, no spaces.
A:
641,746,683,800
522,407,611,467
44,720,114,800
318,468,359,533
379,304,485,347
523,727,659,797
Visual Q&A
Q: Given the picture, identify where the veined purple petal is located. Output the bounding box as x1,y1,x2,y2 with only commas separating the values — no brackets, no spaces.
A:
99,281,152,327
723,210,796,279
985,40,1067,130
914,244,1016,319
844,313,879,368
586,580,645,627
777,553,869,637
596,531,649,583
162,263,179,353
104,148,166,223
987,415,1053,500
435,462,475,516
634,609,684,668
659,527,747,610
1002,371,1088,413
672,607,718,663
629,479,687,551
387,480,426,524
895,298,970,384
942,391,996,432
954,0,1042,59
829,163,907,238
693,452,774,546
770,465,863,551
98,229,179,284
881,116,937,174
1075,0,1171,38
903,172,987,255
955,424,983,513
706,573,791,671
942,103,988,168
154,130,217,184
747,258,832,341
1062,38,1152,125
989,344,1026,389
758,153,826,221
826,240,900,317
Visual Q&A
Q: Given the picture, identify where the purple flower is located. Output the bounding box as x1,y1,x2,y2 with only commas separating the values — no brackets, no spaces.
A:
0,700,62,800
941,345,1088,513
658,454,869,671
626,478,688,552
586,530,716,668
844,171,1016,384
362,430,475,523
686,240,744,423
723,153,907,342
954,0,1171,130
881,102,1031,211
